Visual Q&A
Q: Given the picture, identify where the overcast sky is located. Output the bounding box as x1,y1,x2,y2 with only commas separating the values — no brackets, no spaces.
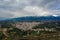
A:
0,0,60,18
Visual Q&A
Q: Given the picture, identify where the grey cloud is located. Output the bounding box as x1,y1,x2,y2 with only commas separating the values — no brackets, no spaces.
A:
0,0,60,10
0,12,13,18
0,0,60,18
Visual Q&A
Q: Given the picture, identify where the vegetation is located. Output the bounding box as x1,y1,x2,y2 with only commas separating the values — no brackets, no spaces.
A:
0,22,60,40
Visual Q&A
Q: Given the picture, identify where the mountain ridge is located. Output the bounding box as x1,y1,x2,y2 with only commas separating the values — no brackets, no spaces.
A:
11,16,60,22
0,16,60,22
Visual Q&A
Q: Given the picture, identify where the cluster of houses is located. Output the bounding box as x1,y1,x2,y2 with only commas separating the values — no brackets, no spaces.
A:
0,22,59,32
31,27,56,32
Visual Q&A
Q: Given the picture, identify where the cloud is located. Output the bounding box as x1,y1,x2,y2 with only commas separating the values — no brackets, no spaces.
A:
24,6,51,16
0,0,60,18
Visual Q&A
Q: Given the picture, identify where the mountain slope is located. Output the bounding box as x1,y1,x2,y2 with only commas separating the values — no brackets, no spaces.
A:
11,16,60,22
0,16,60,22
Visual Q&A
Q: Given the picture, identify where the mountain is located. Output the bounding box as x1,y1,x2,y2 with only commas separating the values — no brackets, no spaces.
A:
0,16,60,22
11,16,60,22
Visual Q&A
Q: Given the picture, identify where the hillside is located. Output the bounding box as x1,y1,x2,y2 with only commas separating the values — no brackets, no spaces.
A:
8,16,60,22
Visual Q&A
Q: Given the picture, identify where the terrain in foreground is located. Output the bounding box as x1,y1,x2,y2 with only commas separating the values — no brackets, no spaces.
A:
0,21,60,40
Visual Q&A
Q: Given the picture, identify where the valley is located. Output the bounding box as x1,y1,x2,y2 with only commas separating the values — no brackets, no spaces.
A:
0,21,60,40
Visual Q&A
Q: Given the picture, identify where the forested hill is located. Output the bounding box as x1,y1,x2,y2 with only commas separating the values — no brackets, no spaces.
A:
0,16,60,22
